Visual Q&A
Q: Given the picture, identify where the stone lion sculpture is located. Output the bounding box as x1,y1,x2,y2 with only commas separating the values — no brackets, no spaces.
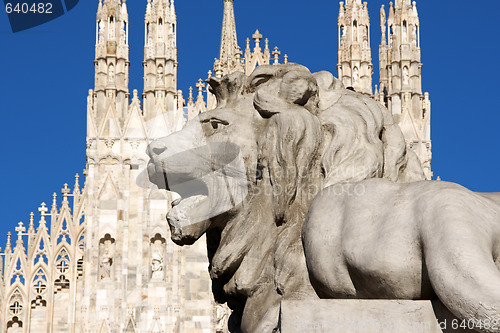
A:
147,63,499,333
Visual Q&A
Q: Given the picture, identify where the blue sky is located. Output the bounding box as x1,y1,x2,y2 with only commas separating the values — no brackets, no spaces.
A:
0,0,499,246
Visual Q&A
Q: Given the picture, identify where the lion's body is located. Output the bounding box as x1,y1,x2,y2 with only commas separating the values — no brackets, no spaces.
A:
147,64,499,333
304,178,500,333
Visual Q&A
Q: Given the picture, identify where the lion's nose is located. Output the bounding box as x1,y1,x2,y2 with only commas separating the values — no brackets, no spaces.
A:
147,141,167,157
152,145,166,155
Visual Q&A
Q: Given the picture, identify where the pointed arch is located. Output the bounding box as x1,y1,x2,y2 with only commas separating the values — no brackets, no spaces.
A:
30,268,48,311
99,320,110,333
8,288,24,306
53,247,71,293
99,103,122,138
54,208,73,246
123,102,148,139
124,317,137,332
149,317,163,333
7,288,25,328
31,267,48,301
7,252,28,286
32,230,50,267
146,112,172,140
97,173,119,202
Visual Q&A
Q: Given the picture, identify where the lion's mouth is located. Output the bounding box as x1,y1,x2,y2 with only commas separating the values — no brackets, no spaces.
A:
165,176,210,241
147,141,248,243
167,193,209,245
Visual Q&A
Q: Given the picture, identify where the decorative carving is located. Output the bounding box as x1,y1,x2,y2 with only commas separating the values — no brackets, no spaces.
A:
156,66,164,83
104,139,115,149
108,64,115,82
128,139,140,150
150,233,166,281
216,303,230,333
99,155,120,165
99,234,115,280
353,66,359,84
403,66,409,85
86,138,96,149
151,251,163,280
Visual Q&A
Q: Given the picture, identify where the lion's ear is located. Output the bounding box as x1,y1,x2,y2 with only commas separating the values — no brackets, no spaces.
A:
248,74,273,92
246,65,281,93
206,72,246,108
253,84,287,118
313,71,344,91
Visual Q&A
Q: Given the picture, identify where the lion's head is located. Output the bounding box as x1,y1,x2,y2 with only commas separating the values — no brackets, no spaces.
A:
147,63,424,332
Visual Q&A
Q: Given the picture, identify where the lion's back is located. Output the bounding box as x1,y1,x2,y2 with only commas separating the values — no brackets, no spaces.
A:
303,179,473,299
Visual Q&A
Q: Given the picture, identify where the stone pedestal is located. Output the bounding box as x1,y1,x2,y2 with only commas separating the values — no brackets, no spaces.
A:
280,300,472,333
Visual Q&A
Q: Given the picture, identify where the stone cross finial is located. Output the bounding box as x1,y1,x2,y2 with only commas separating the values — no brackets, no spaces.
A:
28,212,35,234
196,79,205,96
252,30,262,42
272,47,281,64
39,202,48,221
188,87,194,104
207,70,212,79
52,193,58,211
252,30,262,49
62,183,71,202
74,173,80,191
15,222,25,239
5,232,12,253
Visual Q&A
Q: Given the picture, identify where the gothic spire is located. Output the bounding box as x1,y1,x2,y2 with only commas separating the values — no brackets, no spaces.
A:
93,0,130,131
217,0,239,76
143,0,178,119
337,0,373,95
378,0,431,179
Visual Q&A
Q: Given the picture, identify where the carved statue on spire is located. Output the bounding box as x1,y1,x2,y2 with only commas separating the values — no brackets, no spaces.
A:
151,252,164,280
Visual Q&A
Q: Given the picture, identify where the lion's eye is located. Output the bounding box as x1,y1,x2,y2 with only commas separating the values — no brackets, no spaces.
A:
209,118,228,130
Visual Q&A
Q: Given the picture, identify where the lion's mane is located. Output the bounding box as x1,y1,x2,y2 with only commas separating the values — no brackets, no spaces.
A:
204,64,425,331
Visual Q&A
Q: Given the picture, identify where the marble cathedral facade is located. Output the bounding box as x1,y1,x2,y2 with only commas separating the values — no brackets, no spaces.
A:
0,0,431,332
0,1,213,332
338,0,432,178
